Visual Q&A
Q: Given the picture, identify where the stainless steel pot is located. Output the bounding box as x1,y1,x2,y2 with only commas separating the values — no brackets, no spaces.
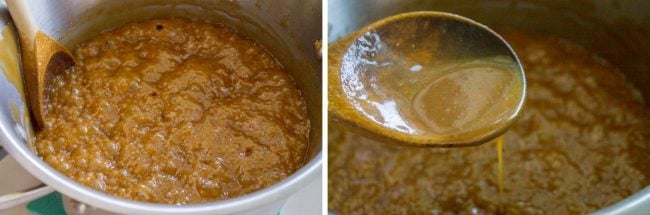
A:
329,0,649,214
0,0,322,214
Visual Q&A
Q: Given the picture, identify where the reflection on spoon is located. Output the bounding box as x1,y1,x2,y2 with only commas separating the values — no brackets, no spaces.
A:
329,12,526,146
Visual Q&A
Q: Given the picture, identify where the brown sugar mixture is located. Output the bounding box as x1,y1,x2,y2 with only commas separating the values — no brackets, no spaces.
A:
328,31,650,214
36,19,310,204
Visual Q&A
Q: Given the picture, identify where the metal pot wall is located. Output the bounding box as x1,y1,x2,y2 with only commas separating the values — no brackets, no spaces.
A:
0,0,322,214
328,0,649,214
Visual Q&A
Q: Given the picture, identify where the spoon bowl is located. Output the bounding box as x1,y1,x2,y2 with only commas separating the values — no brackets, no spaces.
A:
329,11,526,147
7,0,75,129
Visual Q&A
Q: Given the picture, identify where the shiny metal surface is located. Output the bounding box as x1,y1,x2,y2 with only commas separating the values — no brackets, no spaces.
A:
329,0,649,214
0,0,321,214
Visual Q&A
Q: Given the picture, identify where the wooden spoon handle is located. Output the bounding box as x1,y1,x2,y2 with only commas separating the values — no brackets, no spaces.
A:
6,0,75,129
6,0,38,42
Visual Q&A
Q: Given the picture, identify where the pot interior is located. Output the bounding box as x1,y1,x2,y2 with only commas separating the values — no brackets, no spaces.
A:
26,0,323,159
0,0,321,213
328,0,650,213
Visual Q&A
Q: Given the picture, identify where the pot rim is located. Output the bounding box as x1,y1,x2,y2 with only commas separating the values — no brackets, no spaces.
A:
0,0,322,213
0,119,322,215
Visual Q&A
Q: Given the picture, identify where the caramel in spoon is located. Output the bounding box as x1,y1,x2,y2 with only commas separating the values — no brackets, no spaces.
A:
329,12,525,147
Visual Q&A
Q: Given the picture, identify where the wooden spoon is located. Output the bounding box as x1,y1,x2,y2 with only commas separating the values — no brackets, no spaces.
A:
7,0,75,129
329,12,526,147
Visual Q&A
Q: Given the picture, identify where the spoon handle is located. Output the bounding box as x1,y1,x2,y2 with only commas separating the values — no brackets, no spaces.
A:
5,0,75,129
6,0,38,42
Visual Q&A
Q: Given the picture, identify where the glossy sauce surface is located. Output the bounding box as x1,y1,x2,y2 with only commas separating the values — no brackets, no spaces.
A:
411,63,517,135
36,19,310,204
331,15,523,145
328,31,650,214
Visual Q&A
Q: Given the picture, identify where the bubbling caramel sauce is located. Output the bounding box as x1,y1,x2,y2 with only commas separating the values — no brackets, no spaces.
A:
328,31,650,214
36,19,310,204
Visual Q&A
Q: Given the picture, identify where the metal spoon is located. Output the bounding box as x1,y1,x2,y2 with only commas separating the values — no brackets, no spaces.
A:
7,0,75,129
329,11,526,147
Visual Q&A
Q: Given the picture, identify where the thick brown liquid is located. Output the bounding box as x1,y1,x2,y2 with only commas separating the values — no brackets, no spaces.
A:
412,64,517,135
36,19,310,204
330,14,523,145
328,31,650,214
497,136,504,211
